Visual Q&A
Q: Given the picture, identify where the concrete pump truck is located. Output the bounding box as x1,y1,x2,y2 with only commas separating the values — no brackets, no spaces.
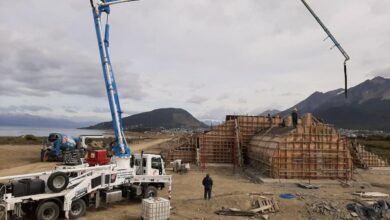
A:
0,1,171,220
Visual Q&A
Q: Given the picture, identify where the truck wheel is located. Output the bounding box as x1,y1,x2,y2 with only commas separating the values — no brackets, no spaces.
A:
35,201,59,220
69,199,86,219
21,203,35,215
143,185,158,198
0,204,6,220
47,172,69,193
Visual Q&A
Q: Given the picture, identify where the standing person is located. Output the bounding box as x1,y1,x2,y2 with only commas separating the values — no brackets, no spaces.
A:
292,108,298,128
267,114,272,127
202,174,213,200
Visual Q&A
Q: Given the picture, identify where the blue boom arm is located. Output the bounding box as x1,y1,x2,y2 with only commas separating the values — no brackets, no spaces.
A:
90,0,136,157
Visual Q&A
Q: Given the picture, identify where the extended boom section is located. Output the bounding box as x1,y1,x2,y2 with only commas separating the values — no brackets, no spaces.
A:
90,0,132,158
301,0,350,98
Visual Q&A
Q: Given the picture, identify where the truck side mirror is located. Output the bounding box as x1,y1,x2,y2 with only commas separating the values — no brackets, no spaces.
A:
130,155,134,168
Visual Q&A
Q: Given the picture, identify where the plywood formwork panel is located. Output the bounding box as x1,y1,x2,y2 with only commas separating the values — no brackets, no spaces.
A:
197,113,353,180
248,124,353,180
350,143,388,168
199,115,282,166
162,136,197,164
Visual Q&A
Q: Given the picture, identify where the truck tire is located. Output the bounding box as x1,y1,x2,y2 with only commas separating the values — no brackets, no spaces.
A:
69,199,86,219
143,185,158,198
47,172,69,193
21,203,35,215
35,201,59,220
0,204,6,220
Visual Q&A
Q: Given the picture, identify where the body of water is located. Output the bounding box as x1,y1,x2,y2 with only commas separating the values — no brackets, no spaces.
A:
0,126,106,137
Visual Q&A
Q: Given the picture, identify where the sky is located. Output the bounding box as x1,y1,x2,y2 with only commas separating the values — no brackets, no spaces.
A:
0,0,390,123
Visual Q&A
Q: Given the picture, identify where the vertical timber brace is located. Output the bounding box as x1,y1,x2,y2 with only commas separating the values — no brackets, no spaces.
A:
234,119,243,167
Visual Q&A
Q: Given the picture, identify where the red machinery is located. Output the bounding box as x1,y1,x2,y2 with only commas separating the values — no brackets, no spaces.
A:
86,149,110,166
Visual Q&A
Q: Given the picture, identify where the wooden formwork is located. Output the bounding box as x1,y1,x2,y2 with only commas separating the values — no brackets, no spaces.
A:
161,136,197,164
165,149,196,164
350,143,388,168
200,120,236,166
199,115,282,168
247,125,353,180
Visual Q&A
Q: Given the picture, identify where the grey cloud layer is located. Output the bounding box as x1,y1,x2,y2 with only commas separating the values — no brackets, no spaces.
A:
0,105,52,113
187,95,208,104
0,30,146,100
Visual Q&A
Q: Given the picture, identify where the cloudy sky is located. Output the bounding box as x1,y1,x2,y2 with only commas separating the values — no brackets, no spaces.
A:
0,0,389,123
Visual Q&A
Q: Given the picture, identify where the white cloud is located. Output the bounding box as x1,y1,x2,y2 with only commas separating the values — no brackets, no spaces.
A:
366,66,390,78
0,29,146,100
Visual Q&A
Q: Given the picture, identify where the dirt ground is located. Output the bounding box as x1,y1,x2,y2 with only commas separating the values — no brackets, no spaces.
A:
131,138,172,153
1,142,390,220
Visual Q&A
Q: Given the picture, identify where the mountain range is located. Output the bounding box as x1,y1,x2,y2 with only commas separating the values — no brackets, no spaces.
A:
86,108,208,131
280,76,390,131
259,109,281,116
2,77,389,131
0,114,95,129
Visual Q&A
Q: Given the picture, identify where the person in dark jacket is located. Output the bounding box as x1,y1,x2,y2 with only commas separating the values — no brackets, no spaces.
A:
202,174,213,200
292,108,298,128
267,114,272,127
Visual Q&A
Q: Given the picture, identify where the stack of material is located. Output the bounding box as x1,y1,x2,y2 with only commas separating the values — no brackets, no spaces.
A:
215,195,279,217
250,197,280,214
141,197,170,220
350,143,387,168
199,115,282,166
247,115,353,180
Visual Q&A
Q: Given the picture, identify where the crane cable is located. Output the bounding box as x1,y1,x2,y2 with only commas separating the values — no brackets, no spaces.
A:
301,0,350,98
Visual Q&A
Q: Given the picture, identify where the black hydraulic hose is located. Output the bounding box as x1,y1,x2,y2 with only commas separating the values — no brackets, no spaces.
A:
344,61,347,98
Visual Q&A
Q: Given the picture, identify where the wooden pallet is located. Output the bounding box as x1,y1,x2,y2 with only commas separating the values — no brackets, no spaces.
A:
251,197,279,213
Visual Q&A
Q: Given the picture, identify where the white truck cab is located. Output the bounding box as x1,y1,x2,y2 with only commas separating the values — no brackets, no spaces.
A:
133,154,166,176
